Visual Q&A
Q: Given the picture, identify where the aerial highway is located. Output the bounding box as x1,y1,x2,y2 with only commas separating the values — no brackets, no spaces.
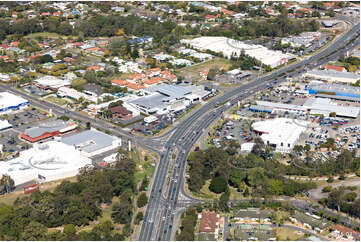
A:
139,20,360,241
0,14,357,241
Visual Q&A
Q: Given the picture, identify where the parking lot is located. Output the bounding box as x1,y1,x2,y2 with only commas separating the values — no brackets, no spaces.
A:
4,107,50,129
209,118,255,148
23,85,49,97
131,103,198,135
0,129,31,160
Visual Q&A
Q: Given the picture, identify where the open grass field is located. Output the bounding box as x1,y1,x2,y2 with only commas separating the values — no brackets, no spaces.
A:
277,227,304,241
198,179,222,199
71,78,87,89
176,57,233,81
132,149,156,185
44,95,68,106
25,32,73,39
0,176,77,206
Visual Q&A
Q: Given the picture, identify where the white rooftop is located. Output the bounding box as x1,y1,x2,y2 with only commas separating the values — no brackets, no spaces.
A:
252,118,309,152
0,141,92,185
0,92,28,111
181,36,295,68
303,98,360,118
34,75,71,89
0,119,11,130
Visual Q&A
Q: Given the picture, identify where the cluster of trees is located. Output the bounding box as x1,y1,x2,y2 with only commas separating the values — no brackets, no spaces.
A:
33,54,53,64
319,186,359,218
230,50,261,70
0,151,138,240
200,14,319,41
341,56,360,72
0,12,181,48
0,60,18,74
237,16,319,38
287,149,360,177
109,38,140,59
175,208,197,241
82,70,126,95
187,139,316,199
76,14,179,45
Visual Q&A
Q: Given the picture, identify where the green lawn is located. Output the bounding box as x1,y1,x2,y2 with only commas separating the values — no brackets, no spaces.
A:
277,227,304,241
176,57,233,78
44,96,68,106
25,32,73,39
192,179,221,199
71,78,87,89
132,149,156,185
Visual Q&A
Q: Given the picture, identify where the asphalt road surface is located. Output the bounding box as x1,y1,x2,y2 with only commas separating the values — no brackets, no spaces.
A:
139,20,360,241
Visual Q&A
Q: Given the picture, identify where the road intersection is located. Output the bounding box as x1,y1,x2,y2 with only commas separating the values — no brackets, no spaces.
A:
0,17,358,242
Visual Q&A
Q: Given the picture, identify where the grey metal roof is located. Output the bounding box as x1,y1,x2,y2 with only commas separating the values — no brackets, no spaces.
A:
23,120,72,138
82,83,103,96
129,93,167,110
308,83,360,95
307,70,359,80
61,129,117,154
146,84,191,100
303,98,360,118
315,94,360,102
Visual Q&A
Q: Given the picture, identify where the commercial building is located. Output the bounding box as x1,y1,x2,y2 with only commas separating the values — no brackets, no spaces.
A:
307,83,360,100
33,75,71,90
129,84,211,115
0,119,12,130
303,98,360,118
0,141,92,186
85,96,140,118
57,86,97,102
304,70,359,84
57,86,86,100
181,36,295,68
0,92,29,114
252,118,309,153
21,120,77,142
61,129,122,157
324,64,346,72
252,98,360,118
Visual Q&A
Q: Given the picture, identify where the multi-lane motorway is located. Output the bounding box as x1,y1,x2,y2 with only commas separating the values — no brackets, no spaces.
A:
0,15,358,242
139,20,360,241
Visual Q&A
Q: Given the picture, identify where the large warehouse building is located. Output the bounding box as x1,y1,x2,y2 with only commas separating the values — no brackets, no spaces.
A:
181,36,295,68
304,70,359,84
306,83,360,101
252,118,309,153
251,98,359,118
21,120,78,142
0,141,92,186
0,92,29,114
129,84,211,115
61,129,122,157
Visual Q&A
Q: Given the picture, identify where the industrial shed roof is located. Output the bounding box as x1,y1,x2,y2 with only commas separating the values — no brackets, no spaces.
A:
61,129,118,154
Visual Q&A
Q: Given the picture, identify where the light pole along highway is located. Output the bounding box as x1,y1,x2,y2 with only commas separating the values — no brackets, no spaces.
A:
139,20,360,241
